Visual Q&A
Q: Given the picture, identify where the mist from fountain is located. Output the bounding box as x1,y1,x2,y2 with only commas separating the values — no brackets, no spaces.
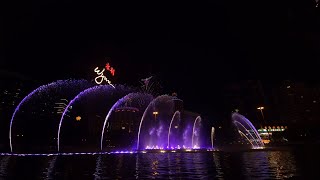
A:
137,95,206,151
137,95,175,150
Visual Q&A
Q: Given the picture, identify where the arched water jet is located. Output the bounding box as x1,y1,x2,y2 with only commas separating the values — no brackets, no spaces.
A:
136,102,153,150
233,121,260,147
167,111,180,149
100,93,153,151
136,95,175,150
9,79,92,153
57,85,117,152
239,119,264,147
191,116,201,149
232,112,264,148
238,131,255,147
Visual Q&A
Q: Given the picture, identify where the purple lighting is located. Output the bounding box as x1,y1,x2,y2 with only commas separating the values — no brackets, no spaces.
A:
137,95,206,151
232,112,264,148
9,79,93,153
6,79,210,154
100,92,153,151
57,85,131,152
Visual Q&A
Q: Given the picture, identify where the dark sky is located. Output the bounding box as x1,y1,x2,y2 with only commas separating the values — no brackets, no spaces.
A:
1,1,320,118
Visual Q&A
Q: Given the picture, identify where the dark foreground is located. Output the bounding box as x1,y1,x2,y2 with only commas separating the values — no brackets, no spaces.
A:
0,145,319,179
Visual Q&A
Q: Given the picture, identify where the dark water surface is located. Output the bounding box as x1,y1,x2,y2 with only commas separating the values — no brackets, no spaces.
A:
0,146,319,179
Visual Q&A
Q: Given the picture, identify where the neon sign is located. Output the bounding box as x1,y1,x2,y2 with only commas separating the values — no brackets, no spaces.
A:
94,63,115,88
105,63,115,76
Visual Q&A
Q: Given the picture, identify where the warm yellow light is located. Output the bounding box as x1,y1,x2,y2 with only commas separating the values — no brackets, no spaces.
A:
76,116,81,121
153,111,158,115
262,139,270,144
257,107,264,110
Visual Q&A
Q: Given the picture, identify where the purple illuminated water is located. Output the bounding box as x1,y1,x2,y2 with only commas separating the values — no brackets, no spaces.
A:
9,79,93,153
137,95,206,150
192,116,202,149
100,92,153,151
137,95,175,150
58,84,133,152
232,112,264,148
167,111,181,149
8,81,208,153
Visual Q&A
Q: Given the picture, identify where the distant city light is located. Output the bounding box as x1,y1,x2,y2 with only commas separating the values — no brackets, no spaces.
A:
76,116,81,121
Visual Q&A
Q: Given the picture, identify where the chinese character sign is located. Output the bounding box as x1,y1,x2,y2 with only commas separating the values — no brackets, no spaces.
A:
105,63,115,76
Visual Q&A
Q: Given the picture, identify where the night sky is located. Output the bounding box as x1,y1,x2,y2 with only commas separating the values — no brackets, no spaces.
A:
1,1,320,118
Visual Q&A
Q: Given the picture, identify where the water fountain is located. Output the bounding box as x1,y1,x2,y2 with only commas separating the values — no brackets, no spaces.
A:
137,95,175,150
167,111,181,149
57,84,133,152
5,79,208,153
137,95,206,151
192,116,202,149
100,92,154,151
231,112,264,148
9,79,94,153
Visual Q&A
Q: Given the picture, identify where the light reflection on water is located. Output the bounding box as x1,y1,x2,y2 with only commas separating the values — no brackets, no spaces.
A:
0,148,316,179
0,156,11,178
43,156,57,180
241,151,299,179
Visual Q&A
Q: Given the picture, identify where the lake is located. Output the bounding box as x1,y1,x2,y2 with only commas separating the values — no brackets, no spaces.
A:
0,145,318,179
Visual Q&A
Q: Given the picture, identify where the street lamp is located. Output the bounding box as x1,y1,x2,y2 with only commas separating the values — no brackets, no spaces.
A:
257,106,270,141
257,107,265,120
153,111,158,121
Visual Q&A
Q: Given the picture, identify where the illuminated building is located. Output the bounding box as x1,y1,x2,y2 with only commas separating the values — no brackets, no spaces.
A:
104,107,140,149
269,81,320,142
272,80,320,125
111,107,140,132
258,125,288,144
